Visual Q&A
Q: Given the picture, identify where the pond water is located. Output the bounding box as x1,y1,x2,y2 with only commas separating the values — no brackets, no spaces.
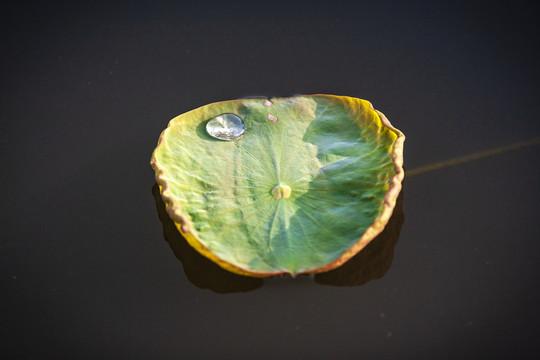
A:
2,2,539,359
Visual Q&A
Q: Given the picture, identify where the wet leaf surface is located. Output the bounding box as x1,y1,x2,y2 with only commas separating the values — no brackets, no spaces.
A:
151,95,404,276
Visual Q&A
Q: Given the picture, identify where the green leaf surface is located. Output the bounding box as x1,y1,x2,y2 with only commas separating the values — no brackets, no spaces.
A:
151,95,404,276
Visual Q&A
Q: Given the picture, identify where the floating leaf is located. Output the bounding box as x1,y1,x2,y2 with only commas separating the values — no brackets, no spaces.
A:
151,95,405,277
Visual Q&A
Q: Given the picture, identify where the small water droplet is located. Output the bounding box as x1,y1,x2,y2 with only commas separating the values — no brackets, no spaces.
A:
267,114,278,123
206,114,246,141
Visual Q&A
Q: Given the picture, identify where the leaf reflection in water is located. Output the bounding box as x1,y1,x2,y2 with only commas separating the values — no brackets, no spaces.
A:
314,189,404,286
152,184,403,292
152,184,263,294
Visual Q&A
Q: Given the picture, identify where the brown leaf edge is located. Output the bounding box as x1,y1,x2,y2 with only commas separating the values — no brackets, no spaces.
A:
150,95,405,277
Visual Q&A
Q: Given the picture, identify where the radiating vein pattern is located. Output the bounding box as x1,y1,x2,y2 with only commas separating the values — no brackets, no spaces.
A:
152,95,399,274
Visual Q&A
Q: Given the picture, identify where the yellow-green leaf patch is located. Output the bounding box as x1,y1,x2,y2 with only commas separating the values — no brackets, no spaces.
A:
151,95,405,277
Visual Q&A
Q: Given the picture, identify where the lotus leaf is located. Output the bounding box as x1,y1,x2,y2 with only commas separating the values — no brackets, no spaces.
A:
151,95,405,277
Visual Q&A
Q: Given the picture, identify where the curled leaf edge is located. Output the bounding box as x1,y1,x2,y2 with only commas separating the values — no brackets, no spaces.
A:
150,94,405,278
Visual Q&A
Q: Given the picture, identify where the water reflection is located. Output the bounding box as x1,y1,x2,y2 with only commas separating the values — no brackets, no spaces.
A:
152,184,263,293
152,184,403,292
314,190,404,286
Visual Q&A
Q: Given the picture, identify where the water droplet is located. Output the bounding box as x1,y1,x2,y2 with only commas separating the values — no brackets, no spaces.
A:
206,114,246,141
267,114,278,123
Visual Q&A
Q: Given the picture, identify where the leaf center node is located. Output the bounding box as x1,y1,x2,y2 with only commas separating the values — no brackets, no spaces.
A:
271,184,291,199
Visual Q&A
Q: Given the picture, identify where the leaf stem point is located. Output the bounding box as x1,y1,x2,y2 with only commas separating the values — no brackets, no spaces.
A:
272,184,291,199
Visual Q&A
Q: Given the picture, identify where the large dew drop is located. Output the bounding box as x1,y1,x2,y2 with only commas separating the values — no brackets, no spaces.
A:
206,114,246,141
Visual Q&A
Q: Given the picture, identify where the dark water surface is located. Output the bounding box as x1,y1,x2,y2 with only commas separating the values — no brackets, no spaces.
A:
2,2,539,359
